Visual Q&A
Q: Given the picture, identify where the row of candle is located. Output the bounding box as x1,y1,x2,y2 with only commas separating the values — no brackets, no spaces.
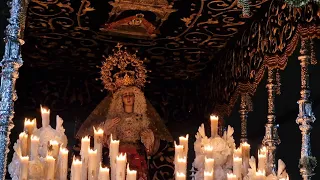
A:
174,134,189,180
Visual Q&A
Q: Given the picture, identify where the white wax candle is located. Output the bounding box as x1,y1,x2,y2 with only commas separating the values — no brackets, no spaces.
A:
19,132,28,157
174,141,184,174
227,173,237,180
241,142,250,175
175,172,186,180
204,145,213,158
71,157,82,180
204,157,214,172
179,134,189,157
46,155,55,180
255,170,266,180
20,156,29,180
98,164,110,180
81,136,90,180
24,118,36,134
88,148,98,180
94,127,103,168
49,140,60,159
204,170,213,180
210,115,219,137
234,147,242,158
176,156,187,176
40,105,50,128
109,134,119,180
126,165,137,180
258,147,267,172
115,153,127,180
30,135,39,161
59,147,69,180
233,156,242,178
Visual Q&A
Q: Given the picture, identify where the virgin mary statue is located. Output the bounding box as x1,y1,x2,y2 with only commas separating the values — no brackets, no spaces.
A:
76,44,173,180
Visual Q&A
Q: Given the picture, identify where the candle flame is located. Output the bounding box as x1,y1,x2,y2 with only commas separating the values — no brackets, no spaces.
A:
176,172,186,177
126,164,137,174
24,118,35,125
177,156,187,163
110,134,119,144
205,157,214,163
179,134,189,140
233,157,242,161
19,132,28,139
31,135,39,141
72,156,82,165
49,140,59,146
116,153,127,161
256,170,266,176
20,156,29,161
210,115,219,121
174,141,184,149
40,105,50,114
60,147,68,154
88,148,97,154
204,145,213,151
241,142,250,147
100,163,109,172
204,170,213,176
93,126,104,134
227,173,237,178
46,155,55,160
81,136,90,142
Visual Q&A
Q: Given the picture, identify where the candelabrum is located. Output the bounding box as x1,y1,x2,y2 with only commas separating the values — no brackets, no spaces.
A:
0,0,29,178
239,93,252,143
262,68,281,175
296,39,317,180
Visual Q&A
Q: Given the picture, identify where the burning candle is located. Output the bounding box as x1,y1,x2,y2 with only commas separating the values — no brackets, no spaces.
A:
179,134,189,157
81,136,90,180
241,142,250,175
176,156,187,176
30,135,39,161
174,141,184,162
255,170,266,180
49,140,60,159
115,153,127,180
94,127,103,167
204,157,214,172
258,147,267,172
126,165,137,180
227,173,237,180
204,145,213,158
88,148,98,180
109,134,119,180
46,155,56,180
98,164,110,180
210,115,219,137
204,170,213,180
59,147,69,180
19,132,28,156
40,105,50,128
71,157,82,180
234,147,242,158
175,172,186,180
233,156,242,178
24,118,35,134
20,156,29,180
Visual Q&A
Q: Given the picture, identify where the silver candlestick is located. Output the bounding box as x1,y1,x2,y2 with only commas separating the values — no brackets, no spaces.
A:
262,68,281,175
0,0,29,178
239,93,252,143
297,39,317,180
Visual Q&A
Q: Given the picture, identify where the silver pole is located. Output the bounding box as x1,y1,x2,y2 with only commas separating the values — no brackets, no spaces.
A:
0,0,28,178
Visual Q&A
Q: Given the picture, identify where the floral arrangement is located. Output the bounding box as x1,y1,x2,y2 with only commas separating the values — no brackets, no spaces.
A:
192,124,236,180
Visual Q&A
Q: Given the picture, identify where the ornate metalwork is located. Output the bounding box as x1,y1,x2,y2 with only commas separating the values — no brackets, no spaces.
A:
0,0,28,178
239,93,252,143
296,38,317,180
262,68,280,175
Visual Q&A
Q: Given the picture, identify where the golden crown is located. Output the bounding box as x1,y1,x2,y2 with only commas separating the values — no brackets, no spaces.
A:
100,43,147,92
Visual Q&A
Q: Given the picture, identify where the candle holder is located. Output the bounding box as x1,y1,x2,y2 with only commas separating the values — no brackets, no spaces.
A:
239,93,252,143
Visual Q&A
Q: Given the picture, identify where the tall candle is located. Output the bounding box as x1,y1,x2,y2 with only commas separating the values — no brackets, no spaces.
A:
115,153,127,180
94,127,103,168
109,134,119,180
175,172,186,180
234,147,242,158
88,148,98,180
210,115,219,137
241,142,250,175
71,157,82,180
46,155,56,180
20,156,29,180
98,164,110,180
255,170,266,180
258,147,267,172
179,134,189,157
174,141,184,162
40,105,50,128
19,132,28,156
81,136,90,180
204,157,214,172
24,118,35,134
176,156,187,176
204,170,213,180
126,165,137,180
227,173,237,180
59,147,69,180
204,145,213,158
233,156,242,178
30,135,39,161
49,140,60,159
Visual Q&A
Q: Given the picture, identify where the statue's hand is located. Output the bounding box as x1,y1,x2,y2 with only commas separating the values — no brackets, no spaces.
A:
141,129,155,154
104,117,120,131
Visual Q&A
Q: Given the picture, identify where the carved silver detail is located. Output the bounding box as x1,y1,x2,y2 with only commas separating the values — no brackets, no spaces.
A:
262,68,281,175
239,93,252,143
0,0,28,178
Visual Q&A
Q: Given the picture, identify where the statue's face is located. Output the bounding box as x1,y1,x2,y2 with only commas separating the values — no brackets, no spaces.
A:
122,92,135,106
